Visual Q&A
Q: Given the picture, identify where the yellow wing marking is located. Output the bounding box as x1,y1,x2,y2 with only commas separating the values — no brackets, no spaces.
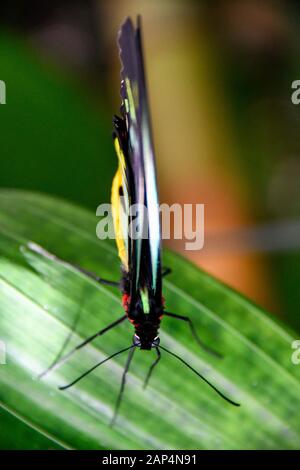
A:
111,137,129,271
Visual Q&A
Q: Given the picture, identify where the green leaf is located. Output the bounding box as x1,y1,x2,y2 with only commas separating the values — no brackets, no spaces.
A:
0,189,300,449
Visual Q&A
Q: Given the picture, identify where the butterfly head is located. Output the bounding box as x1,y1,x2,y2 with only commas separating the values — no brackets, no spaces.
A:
133,332,160,350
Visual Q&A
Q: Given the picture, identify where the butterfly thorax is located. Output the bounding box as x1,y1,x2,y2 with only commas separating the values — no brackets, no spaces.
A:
121,271,163,350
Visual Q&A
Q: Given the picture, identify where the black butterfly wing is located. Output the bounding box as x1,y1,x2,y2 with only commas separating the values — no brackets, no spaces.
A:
116,16,162,303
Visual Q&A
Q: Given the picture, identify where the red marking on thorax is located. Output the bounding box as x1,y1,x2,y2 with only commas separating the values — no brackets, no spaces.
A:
159,296,165,320
122,293,165,322
122,294,136,325
122,293,130,312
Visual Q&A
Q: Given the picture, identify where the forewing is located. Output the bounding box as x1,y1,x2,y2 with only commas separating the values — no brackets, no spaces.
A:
117,17,161,297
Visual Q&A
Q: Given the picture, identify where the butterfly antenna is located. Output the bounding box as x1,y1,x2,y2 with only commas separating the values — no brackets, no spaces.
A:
110,345,136,427
159,345,240,407
59,344,135,391
38,315,126,379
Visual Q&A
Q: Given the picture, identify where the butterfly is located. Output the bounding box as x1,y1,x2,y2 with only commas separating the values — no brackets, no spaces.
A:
34,16,239,425
111,15,163,351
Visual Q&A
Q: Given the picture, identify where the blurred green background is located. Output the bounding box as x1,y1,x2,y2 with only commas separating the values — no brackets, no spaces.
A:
1,0,300,333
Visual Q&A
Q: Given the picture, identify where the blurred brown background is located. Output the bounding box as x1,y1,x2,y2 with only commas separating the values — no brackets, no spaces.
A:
1,0,300,331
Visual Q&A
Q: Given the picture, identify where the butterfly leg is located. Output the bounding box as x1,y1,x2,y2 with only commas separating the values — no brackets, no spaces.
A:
164,311,223,358
39,315,127,378
162,267,172,277
110,346,136,426
143,347,161,389
27,242,120,288
72,263,120,287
